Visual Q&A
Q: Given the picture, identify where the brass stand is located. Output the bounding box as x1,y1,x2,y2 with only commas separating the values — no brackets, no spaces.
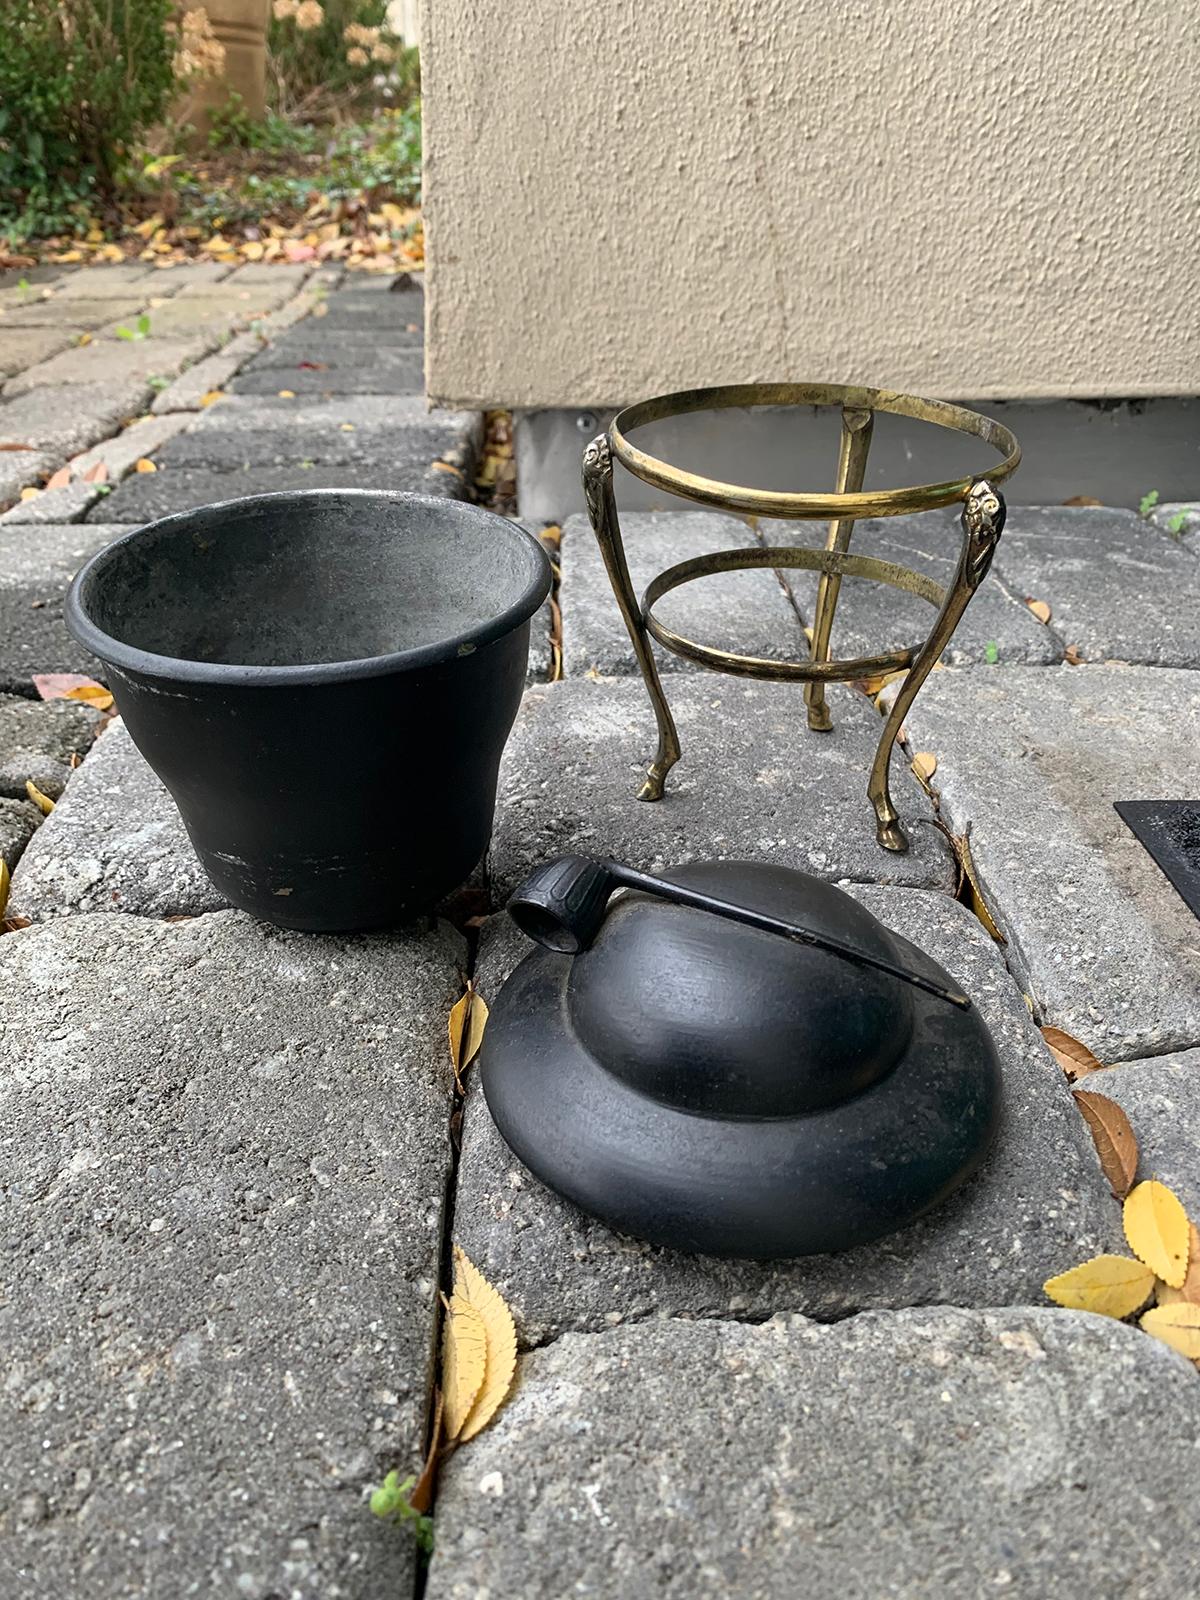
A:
581,382,1020,852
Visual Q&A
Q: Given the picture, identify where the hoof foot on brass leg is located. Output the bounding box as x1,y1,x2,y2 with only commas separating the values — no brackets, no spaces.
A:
875,813,910,853
638,766,667,802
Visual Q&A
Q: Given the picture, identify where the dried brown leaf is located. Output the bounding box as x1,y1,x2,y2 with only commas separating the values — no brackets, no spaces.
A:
45,466,72,490
448,986,489,1092
452,1246,517,1444
911,751,938,784
199,390,225,408
1041,1025,1103,1081
407,1389,444,1515
1157,1224,1200,1306
33,673,104,700
1125,1180,1190,1287
1062,496,1102,507
1044,1254,1155,1319
1026,598,1052,625
64,684,114,711
82,460,109,484
441,1290,487,1442
1140,1301,1200,1359
1063,644,1084,665
1072,1089,1138,1198
25,780,54,815
0,443,37,453
0,858,9,921
958,831,1004,942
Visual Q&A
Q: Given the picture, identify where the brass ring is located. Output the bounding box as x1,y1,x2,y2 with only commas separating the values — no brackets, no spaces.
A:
611,383,1020,521
641,546,944,682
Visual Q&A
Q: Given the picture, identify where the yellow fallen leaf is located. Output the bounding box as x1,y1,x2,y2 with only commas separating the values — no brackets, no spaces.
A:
1124,1180,1190,1287
199,390,225,408
134,458,157,474
1072,1089,1138,1199
448,986,489,1092
64,684,114,711
1140,1302,1200,1359
25,780,54,815
1040,1025,1103,1081
1026,598,1052,624
1043,1254,1155,1319
241,240,265,261
452,1246,517,1443
1158,1223,1200,1306
441,1289,487,1442
911,751,938,783
956,830,1004,943
0,858,9,921
76,331,93,346
19,487,40,502
277,389,296,399
55,249,83,263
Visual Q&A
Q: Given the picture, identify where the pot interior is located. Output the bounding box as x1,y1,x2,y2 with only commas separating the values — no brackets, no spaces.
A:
79,492,546,669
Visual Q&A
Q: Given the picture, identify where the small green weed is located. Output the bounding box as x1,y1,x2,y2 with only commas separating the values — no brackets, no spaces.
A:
115,313,151,342
984,640,999,665
369,1471,434,1555
1139,490,1160,518
1167,512,1189,536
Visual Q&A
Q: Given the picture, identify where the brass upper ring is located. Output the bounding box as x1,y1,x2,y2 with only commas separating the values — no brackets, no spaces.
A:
610,383,1021,521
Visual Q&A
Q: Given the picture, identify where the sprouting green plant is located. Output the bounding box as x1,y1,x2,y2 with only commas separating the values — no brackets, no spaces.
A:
16,276,31,299
115,313,151,342
984,640,999,665
1166,511,1189,537
1139,490,1160,518
146,374,170,391
369,1472,434,1554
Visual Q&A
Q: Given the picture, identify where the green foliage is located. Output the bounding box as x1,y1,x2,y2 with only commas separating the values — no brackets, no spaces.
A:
207,99,324,157
1139,489,1160,518
1166,511,1189,537
115,313,152,342
173,105,421,229
0,0,177,241
984,640,999,666
268,0,418,118
369,1471,434,1555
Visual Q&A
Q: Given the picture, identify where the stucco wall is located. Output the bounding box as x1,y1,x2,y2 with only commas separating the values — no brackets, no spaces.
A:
422,0,1198,409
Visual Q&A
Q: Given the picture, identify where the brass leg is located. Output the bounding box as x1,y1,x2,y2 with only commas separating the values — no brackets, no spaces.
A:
582,434,681,801
805,407,874,732
868,480,1007,851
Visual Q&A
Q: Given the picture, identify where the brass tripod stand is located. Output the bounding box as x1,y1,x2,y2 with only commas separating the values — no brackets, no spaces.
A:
581,383,1020,852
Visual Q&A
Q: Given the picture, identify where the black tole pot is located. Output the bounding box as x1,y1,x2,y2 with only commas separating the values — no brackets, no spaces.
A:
66,490,552,931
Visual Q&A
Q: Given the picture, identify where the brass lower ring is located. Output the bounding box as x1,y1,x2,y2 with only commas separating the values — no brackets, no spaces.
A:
642,546,945,683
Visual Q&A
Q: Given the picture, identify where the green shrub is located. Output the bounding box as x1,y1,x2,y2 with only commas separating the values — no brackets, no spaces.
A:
0,0,178,241
268,0,417,117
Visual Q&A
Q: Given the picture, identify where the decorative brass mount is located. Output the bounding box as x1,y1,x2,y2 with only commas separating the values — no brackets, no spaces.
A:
581,382,1020,852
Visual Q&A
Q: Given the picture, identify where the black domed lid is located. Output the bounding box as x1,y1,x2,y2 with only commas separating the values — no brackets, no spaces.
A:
565,860,914,1117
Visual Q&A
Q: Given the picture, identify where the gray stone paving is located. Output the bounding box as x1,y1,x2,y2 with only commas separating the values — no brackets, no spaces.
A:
9,721,228,922
2,263,1198,1594
1094,1049,1200,1216
989,506,1200,665
778,507,1063,665
561,510,809,676
0,909,461,1598
489,676,957,899
426,1308,1200,1600
455,889,1118,1343
0,693,100,801
0,522,116,691
905,664,1200,1060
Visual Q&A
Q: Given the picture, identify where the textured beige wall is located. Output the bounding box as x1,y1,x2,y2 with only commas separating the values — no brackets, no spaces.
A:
422,0,1198,409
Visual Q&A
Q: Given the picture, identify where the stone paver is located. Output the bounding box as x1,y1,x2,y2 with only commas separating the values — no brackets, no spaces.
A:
0,379,159,459
0,297,151,332
100,294,274,345
229,359,426,396
160,416,478,474
0,450,56,510
1095,1049,1200,1216
456,888,1117,1342
90,459,469,521
0,328,73,379
0,909,461,1598
989,507,1200,665
148,333,261,413
248,326,425,364
4,334,211,397
49,265,159,297
905,664,1200,1060
561,511,809,676
489,676,957,900
426,1309,1200,1600
0,693,100,801
0,482,103,525
0,522,116,692
9,721,229,922
779,507,1063,666
68,412,193,483
0,796,40,870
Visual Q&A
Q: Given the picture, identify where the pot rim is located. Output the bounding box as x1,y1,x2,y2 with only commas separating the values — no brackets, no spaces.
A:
65,488,553,687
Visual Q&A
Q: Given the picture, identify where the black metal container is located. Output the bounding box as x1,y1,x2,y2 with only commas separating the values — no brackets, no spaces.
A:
66,490,551,931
